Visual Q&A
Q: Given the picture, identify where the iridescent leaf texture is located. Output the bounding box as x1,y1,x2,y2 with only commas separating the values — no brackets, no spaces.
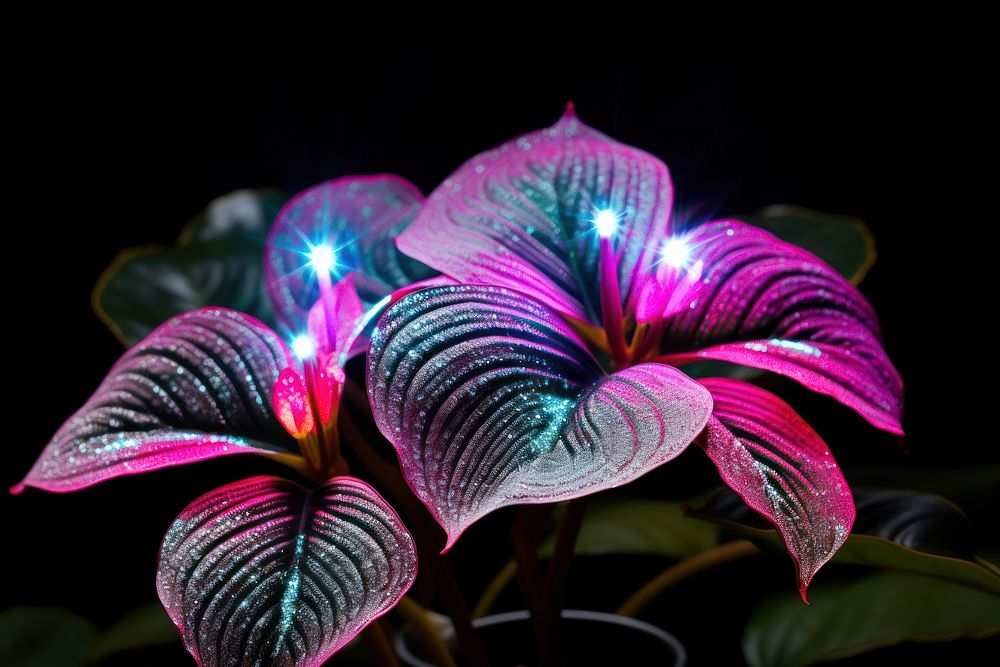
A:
264,174,435,334
13,308,297,493
386,105,903,595
368,284,714,549
16,274,417,664
698,378,854,601
157,475,416,667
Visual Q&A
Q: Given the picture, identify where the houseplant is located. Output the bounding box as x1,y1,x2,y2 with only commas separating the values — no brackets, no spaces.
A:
10,106,998,666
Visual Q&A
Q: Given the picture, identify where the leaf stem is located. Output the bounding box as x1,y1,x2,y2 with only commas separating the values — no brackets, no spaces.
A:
362,620,401,667
473,559,517,618
394,596,458,667
510,506,550,619
432,556,490,667
340,379,486,664
617,539,761,617
599,236,629,366
537,499,588,667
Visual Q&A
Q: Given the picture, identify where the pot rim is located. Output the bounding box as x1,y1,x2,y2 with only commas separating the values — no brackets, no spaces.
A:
394,608,687,667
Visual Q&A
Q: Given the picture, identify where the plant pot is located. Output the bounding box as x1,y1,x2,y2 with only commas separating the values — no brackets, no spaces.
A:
395,609,686,667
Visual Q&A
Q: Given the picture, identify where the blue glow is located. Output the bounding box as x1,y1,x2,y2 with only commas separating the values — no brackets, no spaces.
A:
768,338,822,357
291,335,316,360
660,237,691,268
307,244,336,274
593,209,620,238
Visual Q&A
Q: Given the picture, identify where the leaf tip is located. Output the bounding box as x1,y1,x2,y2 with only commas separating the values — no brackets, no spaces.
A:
440,531,460,555
9,481,25,495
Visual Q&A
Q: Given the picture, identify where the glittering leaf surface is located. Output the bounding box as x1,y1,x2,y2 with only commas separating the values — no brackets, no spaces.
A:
691,488,1000,595
264,175,433,330
157,475,416,667
15,309,296,493
367,284,712,548
743,204,876,284
699,378,854,599
658,220,903,434
95,189,286,345
397,105,674,325
742,572,1000,667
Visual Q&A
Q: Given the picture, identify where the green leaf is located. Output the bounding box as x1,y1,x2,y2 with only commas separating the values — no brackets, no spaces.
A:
473,498,722,618
689,488,1000,595
742,204,876,284
743,572,1000,667
0,607,95,667
541,499,721,560
846,465,1000,511
88,603,178,662
94,189,287,345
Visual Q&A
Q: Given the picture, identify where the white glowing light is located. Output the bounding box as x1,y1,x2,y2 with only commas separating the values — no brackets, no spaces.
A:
291,335,316,360
660,237,691,268
593,209,620,238
307,244,336,274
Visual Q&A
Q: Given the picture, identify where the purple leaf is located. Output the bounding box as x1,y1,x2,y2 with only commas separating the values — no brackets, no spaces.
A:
157,475,416,667
698,377,855,601
396,104,674,325
13,309,296,494
657,220,903,434
367,284,713,549
264,175,433,330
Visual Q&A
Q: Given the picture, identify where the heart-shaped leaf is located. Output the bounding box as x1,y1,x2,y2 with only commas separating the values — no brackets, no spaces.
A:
14,308,297,493
657,220,903,434
743,204,876,285
742,572,1000,667
264,175,433,330
367,284,713,549
397,104,674,326
157,475,417,667
95,189,287,345
698,378,854,600
542,498,721,560
690,488,1000,594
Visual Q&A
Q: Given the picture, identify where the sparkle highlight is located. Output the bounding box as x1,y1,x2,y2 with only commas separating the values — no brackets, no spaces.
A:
307,244,336,274
291,335,316,360
593,209,620,238
660,237,691,268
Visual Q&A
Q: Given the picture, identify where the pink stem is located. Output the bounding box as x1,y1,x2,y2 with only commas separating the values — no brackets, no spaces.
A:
316,270,338,348
599,236,628,366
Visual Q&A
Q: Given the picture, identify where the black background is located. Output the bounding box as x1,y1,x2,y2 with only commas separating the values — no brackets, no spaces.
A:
5,35,993,664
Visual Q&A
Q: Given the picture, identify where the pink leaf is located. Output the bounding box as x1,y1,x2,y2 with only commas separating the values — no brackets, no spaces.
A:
157,475,416,667
698,377,855,601
657,220,903,434
13,308,296,493
397,104,674,326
